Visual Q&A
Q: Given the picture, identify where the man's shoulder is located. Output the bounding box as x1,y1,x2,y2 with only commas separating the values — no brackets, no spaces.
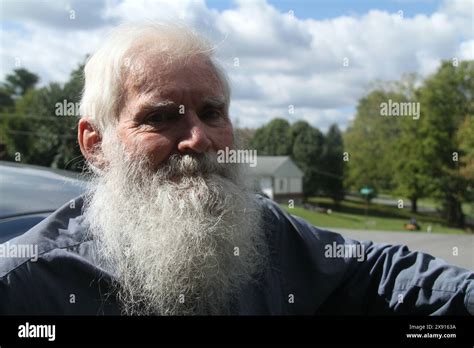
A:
0,195,89,278
253,194,371,313
254,194,349,244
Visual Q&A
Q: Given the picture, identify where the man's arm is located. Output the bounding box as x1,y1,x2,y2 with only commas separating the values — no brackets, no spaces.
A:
280,209,474,315
320,240,474,315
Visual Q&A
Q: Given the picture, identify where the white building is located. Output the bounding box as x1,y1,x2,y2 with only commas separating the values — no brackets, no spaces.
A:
247,156,304,203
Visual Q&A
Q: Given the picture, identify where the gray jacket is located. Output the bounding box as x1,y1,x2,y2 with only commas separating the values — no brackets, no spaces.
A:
0,195,473,315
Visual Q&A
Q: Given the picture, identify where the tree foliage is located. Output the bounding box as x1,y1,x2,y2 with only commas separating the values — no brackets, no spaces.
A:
344,89,403,193
343,61,473,226
0,64,85,171
250,119,345,200
320,124,345,203
249,118,292,155
416,61,474,226
292,123,325,197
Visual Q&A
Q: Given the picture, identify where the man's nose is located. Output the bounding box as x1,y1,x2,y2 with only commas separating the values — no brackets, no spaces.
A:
177,114,212,154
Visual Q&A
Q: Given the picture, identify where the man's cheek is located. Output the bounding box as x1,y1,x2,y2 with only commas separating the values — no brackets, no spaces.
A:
128,135,173,163
214,126,234,150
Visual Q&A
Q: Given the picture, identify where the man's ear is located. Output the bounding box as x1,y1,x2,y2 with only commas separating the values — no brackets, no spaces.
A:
78,118,104,169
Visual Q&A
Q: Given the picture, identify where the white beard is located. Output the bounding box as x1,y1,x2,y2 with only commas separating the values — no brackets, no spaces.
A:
83,132,268,315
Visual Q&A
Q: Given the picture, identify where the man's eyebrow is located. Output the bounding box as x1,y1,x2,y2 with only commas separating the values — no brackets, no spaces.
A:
135,100,177,116
202,97,227,109
135,97,227,118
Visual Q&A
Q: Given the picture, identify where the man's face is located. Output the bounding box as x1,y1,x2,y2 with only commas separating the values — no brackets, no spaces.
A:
82,49,267,315
115,54,233,168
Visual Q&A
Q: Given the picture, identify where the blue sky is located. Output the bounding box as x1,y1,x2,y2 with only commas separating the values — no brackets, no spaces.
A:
206,0,444,19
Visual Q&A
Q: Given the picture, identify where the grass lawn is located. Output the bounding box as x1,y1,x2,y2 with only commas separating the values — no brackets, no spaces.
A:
377,193,474,219
280,196,468,234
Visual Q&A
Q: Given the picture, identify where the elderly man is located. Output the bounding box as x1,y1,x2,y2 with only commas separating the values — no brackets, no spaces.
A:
0,23,473,316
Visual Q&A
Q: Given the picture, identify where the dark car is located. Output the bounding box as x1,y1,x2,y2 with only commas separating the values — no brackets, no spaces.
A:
0,161,85,243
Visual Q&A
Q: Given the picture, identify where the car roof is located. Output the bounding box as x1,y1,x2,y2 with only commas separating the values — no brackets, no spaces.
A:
0,161,85,219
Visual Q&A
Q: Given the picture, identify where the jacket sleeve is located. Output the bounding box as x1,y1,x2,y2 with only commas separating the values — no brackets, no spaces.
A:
284,212,474,315
325,240,474,315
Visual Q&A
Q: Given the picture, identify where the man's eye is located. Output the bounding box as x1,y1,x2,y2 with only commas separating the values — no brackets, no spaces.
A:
201,109,223,120
146,113,177,124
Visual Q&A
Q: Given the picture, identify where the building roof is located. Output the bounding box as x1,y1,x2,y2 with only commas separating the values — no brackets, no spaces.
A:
247,156,304,177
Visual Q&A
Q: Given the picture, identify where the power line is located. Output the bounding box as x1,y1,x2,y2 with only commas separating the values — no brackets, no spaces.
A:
4,129,76,139
312,168,345,180
0,114,79,121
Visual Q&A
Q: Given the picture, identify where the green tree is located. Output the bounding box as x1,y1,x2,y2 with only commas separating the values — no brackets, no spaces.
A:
457,116,474,182
456,116,474,214
52,63,85,170
391,76,428,213
417,60,474,226
0,68,39,149
4,68,39,97
289,120,310,144
249,118,292,155
292,125,325,197
0,63,85,170
320,124,345,204
344,89,403,194
0,87,14,111
0,69,41,163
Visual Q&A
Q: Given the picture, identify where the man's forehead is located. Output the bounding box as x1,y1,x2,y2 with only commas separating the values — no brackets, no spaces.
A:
127,53,219,85
124,54,224,106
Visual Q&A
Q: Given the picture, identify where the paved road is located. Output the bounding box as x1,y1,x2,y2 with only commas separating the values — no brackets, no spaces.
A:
330,228,474,270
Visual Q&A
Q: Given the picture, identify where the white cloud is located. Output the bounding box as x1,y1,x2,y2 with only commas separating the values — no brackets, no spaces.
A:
103,0,219,33
457,40,474,60
230,100,354,132
1,23,108,83
1,0,472,131
0,0,113,29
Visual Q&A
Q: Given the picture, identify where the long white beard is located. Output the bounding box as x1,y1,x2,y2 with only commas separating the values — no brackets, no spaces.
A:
83,133,268,315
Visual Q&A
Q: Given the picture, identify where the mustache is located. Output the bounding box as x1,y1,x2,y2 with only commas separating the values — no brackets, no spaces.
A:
154,152,234,180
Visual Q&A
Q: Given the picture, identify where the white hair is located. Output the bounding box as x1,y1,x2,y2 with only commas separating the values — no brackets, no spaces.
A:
80,22,231,132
